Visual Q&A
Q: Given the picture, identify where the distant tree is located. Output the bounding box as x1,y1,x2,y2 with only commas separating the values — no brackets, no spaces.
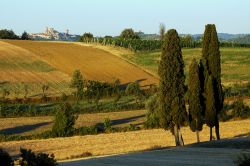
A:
120,28,140,39
188,58,204,142
52,103,78,137
1,88,10,99
0,148,13,166
81,33,93,42
42,84,49,97
158,29,187,146
181,35,193,47
21,31,30,40
70,70,84,101
125,81,142,103
0,29,18,39
202,24,224,140
159,23,166,41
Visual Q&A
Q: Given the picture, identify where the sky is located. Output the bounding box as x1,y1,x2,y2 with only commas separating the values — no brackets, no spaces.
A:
1,0,250,36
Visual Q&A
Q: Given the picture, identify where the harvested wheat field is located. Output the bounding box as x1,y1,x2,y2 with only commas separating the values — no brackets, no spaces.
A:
0,119,249,160
4,40,158,86
0,110,146,136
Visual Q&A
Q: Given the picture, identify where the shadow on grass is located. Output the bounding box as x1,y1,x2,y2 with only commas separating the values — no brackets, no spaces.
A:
0,122,51,135
96,115,145,130
186,136,250,149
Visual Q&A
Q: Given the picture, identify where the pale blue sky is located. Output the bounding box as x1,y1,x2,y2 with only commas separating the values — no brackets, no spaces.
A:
1,0,250,36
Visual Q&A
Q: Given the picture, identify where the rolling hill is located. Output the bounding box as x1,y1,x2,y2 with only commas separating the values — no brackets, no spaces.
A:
0,40,158,97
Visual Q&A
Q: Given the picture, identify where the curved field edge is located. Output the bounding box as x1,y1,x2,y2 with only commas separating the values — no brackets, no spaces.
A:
3,40,158,87
0,119,249,160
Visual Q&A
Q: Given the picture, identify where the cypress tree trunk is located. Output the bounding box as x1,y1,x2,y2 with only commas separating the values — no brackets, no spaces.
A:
178,127,184,146
196,120,200,142
210,127,213,141
174,125,180,146
215,117,220,140
196,130,200,143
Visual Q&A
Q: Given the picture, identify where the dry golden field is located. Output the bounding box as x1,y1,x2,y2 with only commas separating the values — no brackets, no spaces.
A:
0,119,249,160
0,110,146,136
4,40,158,86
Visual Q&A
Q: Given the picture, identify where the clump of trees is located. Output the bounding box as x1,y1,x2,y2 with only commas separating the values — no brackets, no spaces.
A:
0,29,19,39
79,32,94,42
146,24,224,146
0,148,57,166
120,28,140,39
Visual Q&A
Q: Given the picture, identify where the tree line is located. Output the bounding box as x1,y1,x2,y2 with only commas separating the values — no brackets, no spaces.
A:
0,29,30,40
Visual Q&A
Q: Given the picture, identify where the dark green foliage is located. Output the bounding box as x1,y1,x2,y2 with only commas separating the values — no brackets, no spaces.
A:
21,31,30,40
70,70,84,100
74,126,98,135
234,153,250,166
158,29,187,146
52,103,78,137
19,148,57,166
0,148,13,166
79,33,94,42
125,82,143,103
144,94,160,128
232,98,250,119
223,82,250,98
204,76,216,127
120,28,140,39
202,24,223,140
0,29,19,39
188,59,203,132
158,29,187,130
104,118,112,132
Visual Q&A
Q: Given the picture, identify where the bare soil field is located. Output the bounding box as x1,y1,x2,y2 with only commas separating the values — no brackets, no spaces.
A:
0,119,249,160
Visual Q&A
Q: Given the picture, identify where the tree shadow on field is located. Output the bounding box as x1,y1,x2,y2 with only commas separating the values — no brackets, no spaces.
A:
96,115,145,130
0,122,51,135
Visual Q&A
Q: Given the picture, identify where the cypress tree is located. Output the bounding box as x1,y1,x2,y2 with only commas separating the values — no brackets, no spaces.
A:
188,58,204,142
205,76,216,141
202,24,224,140
158,29,187,146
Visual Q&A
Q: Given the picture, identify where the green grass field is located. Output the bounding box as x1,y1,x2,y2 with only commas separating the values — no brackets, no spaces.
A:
123,48,250,85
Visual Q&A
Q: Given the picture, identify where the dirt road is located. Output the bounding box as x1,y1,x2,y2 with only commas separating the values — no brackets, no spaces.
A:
60,147,249,166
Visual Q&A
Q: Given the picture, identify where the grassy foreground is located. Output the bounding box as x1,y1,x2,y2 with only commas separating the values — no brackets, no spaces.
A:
0,119,249,160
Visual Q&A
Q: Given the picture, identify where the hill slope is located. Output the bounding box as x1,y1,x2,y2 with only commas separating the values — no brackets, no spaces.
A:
0,40,158,97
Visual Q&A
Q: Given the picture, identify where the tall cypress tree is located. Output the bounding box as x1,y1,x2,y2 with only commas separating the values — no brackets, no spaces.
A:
158,29,187,146
205,76,216,141
202,24,224,140
188,58,204,142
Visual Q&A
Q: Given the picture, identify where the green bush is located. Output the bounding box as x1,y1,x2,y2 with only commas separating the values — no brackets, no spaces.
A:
0,148,13,166
104,118,112,132
74,126,98,135
52,103,78,137
144,94,160,128
20,148,57,166
234,153,250,166
232,98,250,119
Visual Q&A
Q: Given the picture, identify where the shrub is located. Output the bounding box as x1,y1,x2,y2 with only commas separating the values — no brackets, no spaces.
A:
52,103,78,137
144,94,160,128
232,98,250,119
104,118,112,132
74,126,98,135
19,148,57,166
234,153,250,166
0,148,13,166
